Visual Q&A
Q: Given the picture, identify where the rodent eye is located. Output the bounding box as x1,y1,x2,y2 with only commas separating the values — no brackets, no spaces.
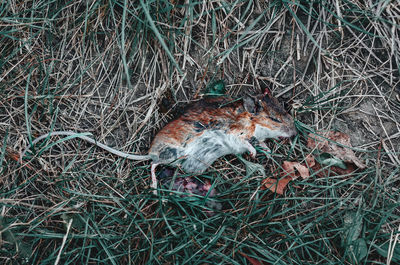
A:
269,117,282,123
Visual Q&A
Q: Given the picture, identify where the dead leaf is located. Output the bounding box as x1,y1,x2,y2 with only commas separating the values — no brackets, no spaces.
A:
307,131,366,169
261,176,292,195
282,161,310,180
260,146,360,194
306,154,316,167
238,251,264,265
311,161,357,178
261,159,312,194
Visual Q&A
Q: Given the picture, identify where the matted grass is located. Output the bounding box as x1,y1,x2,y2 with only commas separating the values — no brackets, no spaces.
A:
1,0,399,264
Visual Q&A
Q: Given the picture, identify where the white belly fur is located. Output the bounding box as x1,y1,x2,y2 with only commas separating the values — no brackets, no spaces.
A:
179,130,249,173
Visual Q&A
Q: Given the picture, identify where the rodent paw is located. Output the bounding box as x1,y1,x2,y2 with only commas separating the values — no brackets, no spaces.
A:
258,142,271,152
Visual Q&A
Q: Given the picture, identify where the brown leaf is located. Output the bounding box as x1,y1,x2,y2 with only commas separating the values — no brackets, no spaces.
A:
261,158,312,194
238,251,264,265
307,131,366,169
311,161,357,178
282,161,310,180
306,154,316,167
261,176,292,195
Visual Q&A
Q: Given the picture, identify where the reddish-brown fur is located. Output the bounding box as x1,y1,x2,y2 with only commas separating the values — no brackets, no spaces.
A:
150,98,243,150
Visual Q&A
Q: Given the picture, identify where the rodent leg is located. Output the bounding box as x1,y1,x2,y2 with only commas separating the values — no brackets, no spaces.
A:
243,140,257,158
258,141,271,152
151,163,159,195
250,136,271,152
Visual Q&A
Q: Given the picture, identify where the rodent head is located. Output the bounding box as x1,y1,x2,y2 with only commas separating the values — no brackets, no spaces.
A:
243,94,297,139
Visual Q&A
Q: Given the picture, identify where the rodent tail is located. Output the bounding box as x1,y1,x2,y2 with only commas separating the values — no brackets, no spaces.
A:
20,131,152,162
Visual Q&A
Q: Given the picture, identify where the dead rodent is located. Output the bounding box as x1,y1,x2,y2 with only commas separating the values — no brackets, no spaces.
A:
21,93,297,193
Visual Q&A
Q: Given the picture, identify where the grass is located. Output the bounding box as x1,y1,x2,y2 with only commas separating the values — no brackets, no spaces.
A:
1,0,400,264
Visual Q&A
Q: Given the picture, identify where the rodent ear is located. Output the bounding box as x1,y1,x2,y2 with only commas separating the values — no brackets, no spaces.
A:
243,96,256,114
